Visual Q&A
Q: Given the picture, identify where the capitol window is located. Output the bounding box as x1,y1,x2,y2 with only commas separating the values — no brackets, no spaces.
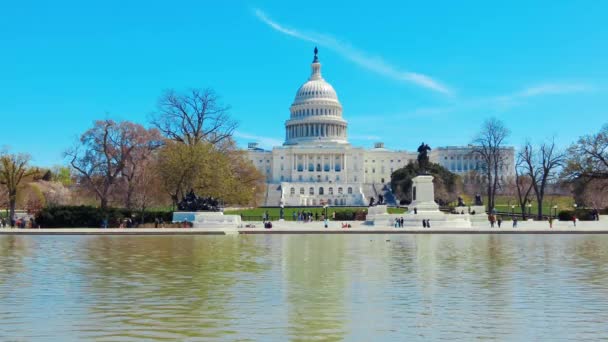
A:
338,187,343,194
300,187,305,194
290,187,295,195
309,187,314,195
318,187,324,195
329,187,334,195
348,187,353,194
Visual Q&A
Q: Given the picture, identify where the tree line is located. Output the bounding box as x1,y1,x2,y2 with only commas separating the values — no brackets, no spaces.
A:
1,88,266,223
470,118,607,219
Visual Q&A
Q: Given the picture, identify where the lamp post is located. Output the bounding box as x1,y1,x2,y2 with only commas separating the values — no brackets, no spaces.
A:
527,203,532,218
553,205,558,219
511,205,515,217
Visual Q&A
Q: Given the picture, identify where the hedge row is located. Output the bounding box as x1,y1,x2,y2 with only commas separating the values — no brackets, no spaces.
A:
557,209,605,221
333,209,367,221
36,206,173,228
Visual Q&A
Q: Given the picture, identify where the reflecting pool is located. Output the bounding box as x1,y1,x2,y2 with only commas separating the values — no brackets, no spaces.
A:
1,234,607,341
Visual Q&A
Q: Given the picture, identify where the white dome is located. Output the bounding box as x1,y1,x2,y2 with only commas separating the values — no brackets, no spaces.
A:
293,79,339,103
284,48,348,146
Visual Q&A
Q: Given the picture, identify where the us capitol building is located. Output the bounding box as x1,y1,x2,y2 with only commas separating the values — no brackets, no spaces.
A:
247,49,514,206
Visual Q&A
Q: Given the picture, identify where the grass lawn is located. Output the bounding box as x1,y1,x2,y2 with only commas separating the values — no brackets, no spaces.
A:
492,195,575,216
224,206,406,220
226,195,576,220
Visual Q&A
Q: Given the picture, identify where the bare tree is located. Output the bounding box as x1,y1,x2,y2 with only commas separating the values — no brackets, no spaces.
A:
0,151,36,223
519,139,566,219
130,158,168,224
515,155,534,219
151,88,237,146
581,179,608,210
562,124,608,181
67,120,158,210
119,124,163,209
471,118,511,211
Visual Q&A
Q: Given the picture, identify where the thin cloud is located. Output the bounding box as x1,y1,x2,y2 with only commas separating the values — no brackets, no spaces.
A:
349,81,594,123
234,131,283,150
518,83,592,97
253,9,452,96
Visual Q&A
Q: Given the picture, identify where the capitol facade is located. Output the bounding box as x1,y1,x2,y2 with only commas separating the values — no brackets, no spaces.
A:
247,49,515,206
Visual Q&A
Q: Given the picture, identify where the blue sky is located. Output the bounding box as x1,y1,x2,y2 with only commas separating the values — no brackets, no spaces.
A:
1,0,606,166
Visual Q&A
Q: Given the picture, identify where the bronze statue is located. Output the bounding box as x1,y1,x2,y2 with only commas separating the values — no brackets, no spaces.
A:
457,196,465,207
417,142,431,174
177,189,221,212
313,46,319,63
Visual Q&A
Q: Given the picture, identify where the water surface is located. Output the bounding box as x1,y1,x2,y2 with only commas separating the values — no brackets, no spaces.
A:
1,234,607,341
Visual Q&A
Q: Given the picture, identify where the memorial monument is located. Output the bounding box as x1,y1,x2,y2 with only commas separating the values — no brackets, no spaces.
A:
172,190,241,230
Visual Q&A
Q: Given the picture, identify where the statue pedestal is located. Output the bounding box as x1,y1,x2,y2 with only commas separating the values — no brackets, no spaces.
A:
408,175,439,212
469,205,486,214
366,205,389,223
172,212,241,230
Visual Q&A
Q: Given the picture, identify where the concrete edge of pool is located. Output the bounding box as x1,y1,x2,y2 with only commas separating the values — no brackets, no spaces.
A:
2,226,608,235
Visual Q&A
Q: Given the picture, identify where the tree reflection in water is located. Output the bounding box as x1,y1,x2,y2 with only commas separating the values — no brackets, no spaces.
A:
81,235,269,340
1,234,608,340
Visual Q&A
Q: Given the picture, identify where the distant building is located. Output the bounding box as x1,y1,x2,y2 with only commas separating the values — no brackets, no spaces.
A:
247,49,514,206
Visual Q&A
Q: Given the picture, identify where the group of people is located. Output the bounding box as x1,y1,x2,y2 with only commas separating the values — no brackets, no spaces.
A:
118,218,137,228
153,217,166,228
422,219,431,228
291,210,329,223
0,217,37,228
488,215,503,228
393,217,405,228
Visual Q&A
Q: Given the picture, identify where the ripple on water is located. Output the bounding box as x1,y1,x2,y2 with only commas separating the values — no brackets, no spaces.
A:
0,234,608,341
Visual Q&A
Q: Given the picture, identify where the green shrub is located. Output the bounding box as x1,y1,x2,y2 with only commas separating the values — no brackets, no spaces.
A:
333,209,367,221
36,206,173,228
558,210,573,221
558,209,597,221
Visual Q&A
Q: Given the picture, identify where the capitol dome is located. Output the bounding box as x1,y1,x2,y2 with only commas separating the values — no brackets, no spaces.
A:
284,48,348,145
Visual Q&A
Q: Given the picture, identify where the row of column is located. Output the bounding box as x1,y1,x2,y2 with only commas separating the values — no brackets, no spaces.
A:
292,107,340,117
292,154,345,171
287,123,345,139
